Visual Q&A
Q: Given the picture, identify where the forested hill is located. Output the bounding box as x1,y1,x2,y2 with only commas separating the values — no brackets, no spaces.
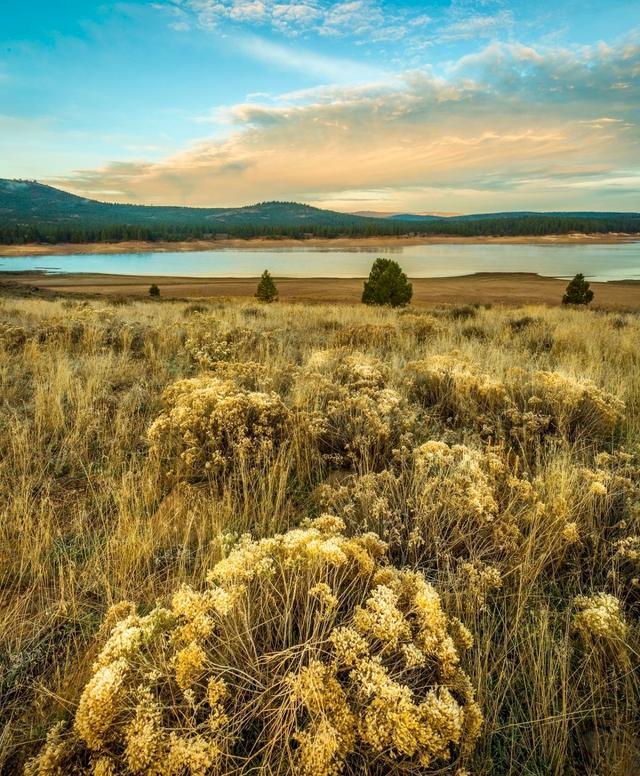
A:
1,179,639,244
0,180,372,229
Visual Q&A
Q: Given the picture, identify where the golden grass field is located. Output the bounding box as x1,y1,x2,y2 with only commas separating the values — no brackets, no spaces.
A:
1,289,639,775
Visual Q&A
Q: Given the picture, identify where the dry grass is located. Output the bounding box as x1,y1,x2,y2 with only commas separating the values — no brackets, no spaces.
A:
0,294,639,775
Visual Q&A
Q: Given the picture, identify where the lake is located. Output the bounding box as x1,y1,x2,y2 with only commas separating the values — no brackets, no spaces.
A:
2,242,640,281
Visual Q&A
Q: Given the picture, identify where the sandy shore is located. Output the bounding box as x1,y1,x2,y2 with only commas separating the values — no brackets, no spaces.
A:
0,233,638,257
5,271,640,309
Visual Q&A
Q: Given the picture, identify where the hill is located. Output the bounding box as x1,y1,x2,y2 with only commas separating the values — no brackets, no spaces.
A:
1,179,639,244
387,210,640,222
0,179,373,229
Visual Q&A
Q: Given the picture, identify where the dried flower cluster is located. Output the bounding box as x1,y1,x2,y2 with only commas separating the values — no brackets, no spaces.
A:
184,313,255,369
26,516,481,775
148,377,292,479
333,323,397,348
525,371,625,441
573,592,628,661
407,355,510,426
317,440,535,567
406,357,624,446
298,349,413,468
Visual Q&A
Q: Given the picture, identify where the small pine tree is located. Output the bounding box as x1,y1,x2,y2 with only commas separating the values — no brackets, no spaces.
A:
362,258,412,307
562,273,593,305
149,284,160,297
255,270,278,303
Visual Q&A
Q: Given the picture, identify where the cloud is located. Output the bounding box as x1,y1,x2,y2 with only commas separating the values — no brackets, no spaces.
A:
165,0,430,41
46,39,640,211
233,35,385,81
437,10,514,42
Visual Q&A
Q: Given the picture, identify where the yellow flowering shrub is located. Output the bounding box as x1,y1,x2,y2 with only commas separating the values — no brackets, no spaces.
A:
317,441,534,566
196,359,272,390
184,313,256,369
610,535,640,608
406,356,513,430
27,516,481,776
397,312,444,340
406,358,624,447
522,371,625,442
148,377,292,480
579,451,639,525
0,320,28,352
297,350,414,468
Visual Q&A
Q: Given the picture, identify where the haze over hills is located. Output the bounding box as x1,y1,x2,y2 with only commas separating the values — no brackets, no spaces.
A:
353,211,463,219
1,179,639,245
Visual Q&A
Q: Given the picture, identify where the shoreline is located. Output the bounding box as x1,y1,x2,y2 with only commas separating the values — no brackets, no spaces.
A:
0,232,638,257
5,270,640,310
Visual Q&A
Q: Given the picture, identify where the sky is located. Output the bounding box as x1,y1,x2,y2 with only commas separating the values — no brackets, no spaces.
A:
1,1,638,213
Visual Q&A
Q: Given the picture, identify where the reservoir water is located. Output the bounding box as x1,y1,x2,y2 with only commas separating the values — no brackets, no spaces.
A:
2,242,639,282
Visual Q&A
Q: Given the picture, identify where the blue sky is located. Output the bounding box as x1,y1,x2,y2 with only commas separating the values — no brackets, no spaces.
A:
1,1,638,212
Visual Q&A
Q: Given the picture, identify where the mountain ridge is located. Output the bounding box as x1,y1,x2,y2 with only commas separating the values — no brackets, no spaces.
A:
1,179,639,243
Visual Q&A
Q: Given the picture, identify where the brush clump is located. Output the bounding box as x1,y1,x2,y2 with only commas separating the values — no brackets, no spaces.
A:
298,350,413,468
317,441,534,566
26,516,481,776
148,377,292,480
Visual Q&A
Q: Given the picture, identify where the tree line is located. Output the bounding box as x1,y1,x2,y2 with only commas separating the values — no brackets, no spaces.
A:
1,214,639,245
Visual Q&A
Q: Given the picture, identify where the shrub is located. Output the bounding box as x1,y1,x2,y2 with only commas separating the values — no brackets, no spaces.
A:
298,350,413,468
406,356,512,428
444,305,477,321
26,516,482,776
507,315,539,333
333,323,397,349
562,273,593,306
241,304,267,319
148,377,292,480
184,314,256,369
0,321,28,352
255,269,278,303
573,592,628,663
461,324,487,341
183,303,209,317
397,313,443,340
317,441,534,567
611,536,640,608
524,371,624,442
149,284,161,298
361,259,412,307
107,294,133,307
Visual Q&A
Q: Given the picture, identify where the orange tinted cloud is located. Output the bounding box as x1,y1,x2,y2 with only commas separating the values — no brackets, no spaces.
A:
47,40,640,212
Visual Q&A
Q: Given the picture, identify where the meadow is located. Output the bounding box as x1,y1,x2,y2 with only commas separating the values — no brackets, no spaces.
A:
0,291,638,775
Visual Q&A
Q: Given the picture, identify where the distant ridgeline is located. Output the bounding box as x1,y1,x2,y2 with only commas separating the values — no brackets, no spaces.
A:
1,179,639,244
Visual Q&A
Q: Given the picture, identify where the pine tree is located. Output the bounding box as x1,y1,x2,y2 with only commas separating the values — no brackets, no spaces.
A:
149,284,160,297
362,258,412,307
562,273,593,305
255,270,278,303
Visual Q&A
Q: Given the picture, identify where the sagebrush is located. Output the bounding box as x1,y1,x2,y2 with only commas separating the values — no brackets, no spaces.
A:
0,294,638,775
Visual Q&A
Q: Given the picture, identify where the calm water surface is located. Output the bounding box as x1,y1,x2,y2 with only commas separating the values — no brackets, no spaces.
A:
2,242,640,282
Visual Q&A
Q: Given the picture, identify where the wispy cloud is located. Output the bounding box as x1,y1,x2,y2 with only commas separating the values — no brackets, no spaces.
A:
437,10,514,42
234,34,386,81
